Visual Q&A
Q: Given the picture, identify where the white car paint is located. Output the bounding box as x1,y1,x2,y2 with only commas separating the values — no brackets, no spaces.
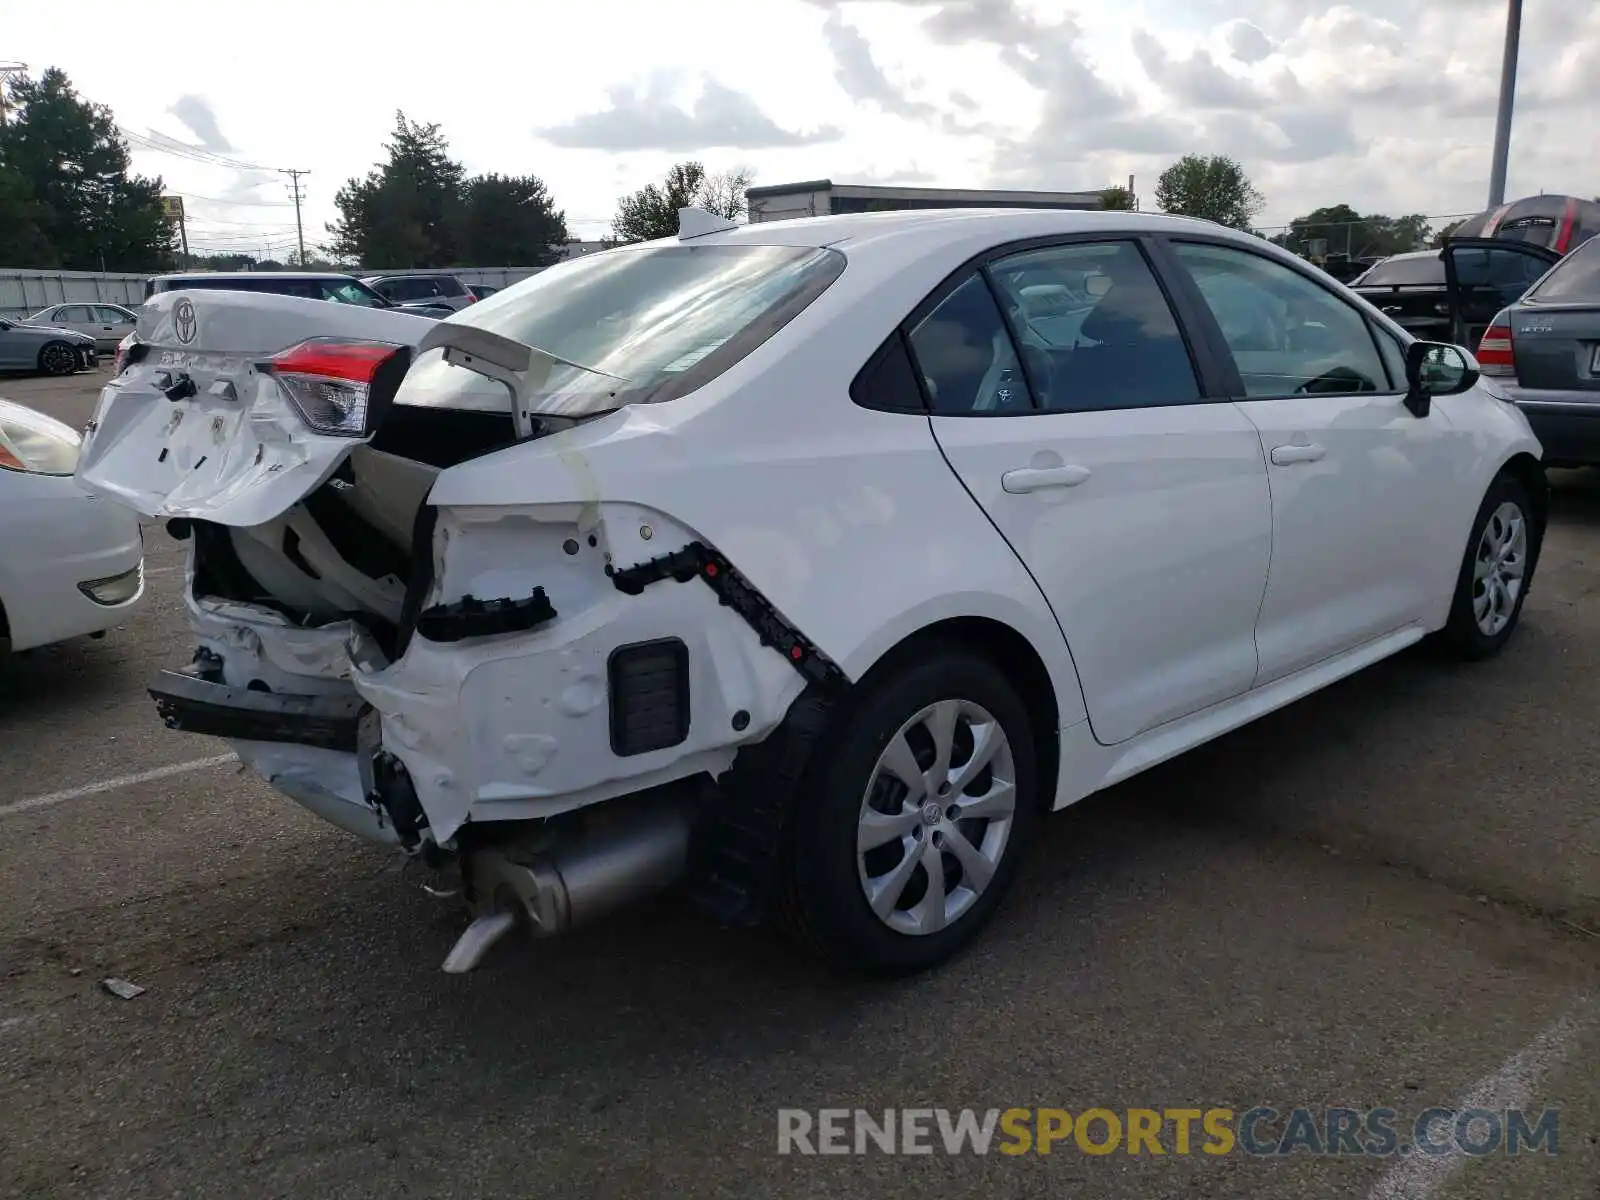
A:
0,399,144,652
73,210,1542,966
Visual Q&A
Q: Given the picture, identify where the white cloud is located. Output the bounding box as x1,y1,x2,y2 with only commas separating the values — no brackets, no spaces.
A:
2,0,1591,249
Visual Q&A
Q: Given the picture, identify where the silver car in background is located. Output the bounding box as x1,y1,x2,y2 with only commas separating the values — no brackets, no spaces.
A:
27,303,140,352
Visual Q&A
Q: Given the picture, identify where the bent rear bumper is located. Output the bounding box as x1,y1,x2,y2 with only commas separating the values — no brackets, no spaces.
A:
150,668,365,752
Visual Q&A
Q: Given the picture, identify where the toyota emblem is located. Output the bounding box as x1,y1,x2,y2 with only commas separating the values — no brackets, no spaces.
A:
174,298,198,345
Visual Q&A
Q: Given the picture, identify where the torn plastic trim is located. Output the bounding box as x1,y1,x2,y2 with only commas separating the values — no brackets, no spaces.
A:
608,541,847,695
415,588,557,643
149,668,366,752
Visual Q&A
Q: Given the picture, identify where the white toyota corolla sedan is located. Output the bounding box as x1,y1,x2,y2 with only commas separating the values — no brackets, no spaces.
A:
0,398,144,654
76,208,1545,978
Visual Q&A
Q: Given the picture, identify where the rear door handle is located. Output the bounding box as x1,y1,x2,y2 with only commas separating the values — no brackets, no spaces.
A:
1001,464,1091,493
1269,443,1326,466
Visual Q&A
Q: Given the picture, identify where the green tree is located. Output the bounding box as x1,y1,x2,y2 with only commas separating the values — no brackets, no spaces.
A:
1276,204,1432,258
0,67,174,270
327,112,466,268
610,162,752,244
1432,218,1469,248
1098,185,1136,211
1154,154,1265,231
456,173,567,266
0,164,52,265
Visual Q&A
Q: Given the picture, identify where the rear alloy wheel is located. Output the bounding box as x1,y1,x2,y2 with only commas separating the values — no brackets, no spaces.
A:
779,649,1038,976
37,341,78,376
1438,472,1537,659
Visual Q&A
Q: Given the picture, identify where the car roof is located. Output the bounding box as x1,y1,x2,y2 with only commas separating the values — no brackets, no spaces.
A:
364,271,463,279
632,208,1313,282
1368,250,1438,264
678,207,1226,247
150,271,359,282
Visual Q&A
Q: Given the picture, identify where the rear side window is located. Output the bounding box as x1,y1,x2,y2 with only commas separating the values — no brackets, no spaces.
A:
986,241,1201,412
379,277,439,301
1358,256,1443,287
1528,237,1600,302
907,274,1034,415
435,276,467,297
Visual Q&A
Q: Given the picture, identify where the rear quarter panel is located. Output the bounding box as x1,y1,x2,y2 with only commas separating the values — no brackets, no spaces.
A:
427,247,1091,731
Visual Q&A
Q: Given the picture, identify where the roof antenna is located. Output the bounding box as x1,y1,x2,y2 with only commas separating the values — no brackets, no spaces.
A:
678,207,739,240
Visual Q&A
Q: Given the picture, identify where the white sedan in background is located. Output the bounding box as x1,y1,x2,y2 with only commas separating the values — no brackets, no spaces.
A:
27,303,140,353
0,397,143,654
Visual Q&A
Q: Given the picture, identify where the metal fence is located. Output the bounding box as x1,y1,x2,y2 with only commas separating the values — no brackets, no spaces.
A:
0,270,148,320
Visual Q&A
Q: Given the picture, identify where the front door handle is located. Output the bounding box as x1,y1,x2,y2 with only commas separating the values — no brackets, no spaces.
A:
1001,464,1091,494
1269,443,1326,466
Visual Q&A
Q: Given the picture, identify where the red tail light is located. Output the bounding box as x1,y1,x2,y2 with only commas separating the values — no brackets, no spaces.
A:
259,338,409,436
1476,315,1517,380
267,338,401,383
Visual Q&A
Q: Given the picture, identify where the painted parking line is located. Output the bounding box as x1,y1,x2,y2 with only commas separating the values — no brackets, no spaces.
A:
0,753,239,818
1365,999,1592,1200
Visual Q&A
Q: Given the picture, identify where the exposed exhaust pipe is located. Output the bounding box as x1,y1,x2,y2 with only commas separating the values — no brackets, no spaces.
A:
441,792,695,973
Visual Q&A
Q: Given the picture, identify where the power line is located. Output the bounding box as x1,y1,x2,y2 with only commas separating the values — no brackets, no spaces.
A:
118,126,282,173
174,191,295,208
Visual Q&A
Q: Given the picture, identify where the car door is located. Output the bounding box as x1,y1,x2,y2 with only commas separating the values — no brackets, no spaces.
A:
1162,238,1459,686
1441,238,1562,348
51,305,97,340
93,306,136,350
921,238,1273,746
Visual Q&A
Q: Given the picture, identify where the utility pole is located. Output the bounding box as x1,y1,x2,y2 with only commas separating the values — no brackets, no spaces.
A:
1487,0,1522,208
284,168,309,265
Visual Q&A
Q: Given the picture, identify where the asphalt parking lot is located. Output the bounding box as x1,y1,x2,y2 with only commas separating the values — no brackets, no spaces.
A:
1,369,1597,1200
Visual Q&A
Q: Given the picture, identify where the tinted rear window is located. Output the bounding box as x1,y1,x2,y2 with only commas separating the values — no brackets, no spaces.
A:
1357,256,1443,287
1529,237,1600,303
398,243,845,418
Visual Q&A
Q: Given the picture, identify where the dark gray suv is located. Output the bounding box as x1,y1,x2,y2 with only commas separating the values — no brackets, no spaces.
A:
361,272,477,316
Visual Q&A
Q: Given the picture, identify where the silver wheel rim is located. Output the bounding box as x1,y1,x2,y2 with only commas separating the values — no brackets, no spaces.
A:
1473,500,1527,637
856,698,1017,937
41,344,73,373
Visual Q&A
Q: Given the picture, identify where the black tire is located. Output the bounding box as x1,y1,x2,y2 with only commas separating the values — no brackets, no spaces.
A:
776,646,1039,977
1436,472,1538,660
37,341,79,377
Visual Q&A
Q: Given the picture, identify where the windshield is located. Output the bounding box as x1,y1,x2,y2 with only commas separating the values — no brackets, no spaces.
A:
321,279,389,307
394,243,845,417
1528,236,1600,303
1357,255,1443,287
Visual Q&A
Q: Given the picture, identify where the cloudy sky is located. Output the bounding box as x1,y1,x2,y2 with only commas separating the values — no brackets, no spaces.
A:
7,0,1597,256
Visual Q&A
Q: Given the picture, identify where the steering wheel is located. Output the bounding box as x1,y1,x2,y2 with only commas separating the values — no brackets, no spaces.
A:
1293,364,1371,395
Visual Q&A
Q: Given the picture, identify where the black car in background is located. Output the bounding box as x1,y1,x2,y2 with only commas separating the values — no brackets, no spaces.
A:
1473,235,1600,468
1352,240,1564,349
1350,196,1600,350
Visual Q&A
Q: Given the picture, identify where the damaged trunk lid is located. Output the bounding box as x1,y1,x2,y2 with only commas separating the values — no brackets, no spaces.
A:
76,290,443,527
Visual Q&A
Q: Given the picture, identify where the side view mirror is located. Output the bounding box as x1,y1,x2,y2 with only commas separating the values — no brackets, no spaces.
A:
1403,340,1479,417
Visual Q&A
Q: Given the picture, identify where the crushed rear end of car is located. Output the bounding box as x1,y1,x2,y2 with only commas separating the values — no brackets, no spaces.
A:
76,249,848,970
